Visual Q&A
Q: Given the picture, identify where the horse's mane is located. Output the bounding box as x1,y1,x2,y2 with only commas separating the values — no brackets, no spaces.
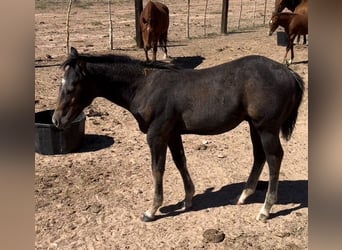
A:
61,51,180,72
61,53,138,70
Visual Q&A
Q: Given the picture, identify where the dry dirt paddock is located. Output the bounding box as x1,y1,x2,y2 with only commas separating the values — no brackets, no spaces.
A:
35,0,308,249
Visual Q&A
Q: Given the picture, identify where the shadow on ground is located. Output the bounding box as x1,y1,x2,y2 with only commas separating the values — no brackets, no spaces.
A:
170,55,205,69
159,180,308,220
77,134,114,153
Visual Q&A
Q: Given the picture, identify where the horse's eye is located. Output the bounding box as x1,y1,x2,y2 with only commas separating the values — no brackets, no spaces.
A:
63,84,75,95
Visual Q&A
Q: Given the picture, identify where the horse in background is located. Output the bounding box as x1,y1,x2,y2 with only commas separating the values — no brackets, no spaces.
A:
273,0,308,44
274,0,304,13
140,1,169,62
269,12,308,64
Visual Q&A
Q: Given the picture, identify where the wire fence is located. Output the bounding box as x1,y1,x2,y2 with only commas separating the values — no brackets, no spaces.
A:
35,0,275,52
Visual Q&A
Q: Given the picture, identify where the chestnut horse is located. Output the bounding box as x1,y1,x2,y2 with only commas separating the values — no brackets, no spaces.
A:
269,12,308,64
53,47,304,222
274,0,308,44
140,1,169,62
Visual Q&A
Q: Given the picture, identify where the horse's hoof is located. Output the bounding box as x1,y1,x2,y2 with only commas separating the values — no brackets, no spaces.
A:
141,212,156,222
285,59,292,65
256,213,268,223
179,201,192,212
229,196,243,205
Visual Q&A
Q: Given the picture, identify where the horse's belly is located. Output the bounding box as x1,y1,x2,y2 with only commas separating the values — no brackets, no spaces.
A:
180,110,245,135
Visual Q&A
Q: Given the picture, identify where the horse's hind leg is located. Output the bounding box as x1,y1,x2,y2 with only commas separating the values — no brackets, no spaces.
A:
257,130,283,222
235,121,266,205
168,133,195,210
296,35,300,44
159,33,168,59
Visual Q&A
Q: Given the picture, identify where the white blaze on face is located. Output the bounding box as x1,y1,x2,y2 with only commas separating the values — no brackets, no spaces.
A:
61,78,66,87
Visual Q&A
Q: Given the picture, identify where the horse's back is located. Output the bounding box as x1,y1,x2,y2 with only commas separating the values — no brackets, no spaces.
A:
139,55,300,134
289,13,308,35
294,0,308,16
141,1,169,25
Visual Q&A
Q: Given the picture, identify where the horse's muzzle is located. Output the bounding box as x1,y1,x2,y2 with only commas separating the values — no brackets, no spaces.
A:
52,111,68,129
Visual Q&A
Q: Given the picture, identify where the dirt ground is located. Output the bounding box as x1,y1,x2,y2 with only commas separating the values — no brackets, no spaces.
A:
35,1,308,249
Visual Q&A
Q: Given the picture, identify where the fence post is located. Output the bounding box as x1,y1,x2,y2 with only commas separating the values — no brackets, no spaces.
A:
186,0,190,38
221,0,229,34
263,0,268,25
66,0,73,54
108,0,114,50
238,0,243,30
204,0,209,36
135,0,143,48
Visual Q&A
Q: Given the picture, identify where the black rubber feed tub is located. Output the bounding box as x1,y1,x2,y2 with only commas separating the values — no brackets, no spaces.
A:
277,31,288,46
35,110,86,155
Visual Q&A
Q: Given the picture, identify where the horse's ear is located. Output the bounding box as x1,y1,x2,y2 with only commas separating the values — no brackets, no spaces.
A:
70,47,79,58
76,60,87,76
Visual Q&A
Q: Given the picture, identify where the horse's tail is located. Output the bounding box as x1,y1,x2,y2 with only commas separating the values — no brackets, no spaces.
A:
281,68,305,140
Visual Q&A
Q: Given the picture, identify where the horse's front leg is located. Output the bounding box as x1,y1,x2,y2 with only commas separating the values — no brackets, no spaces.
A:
141,131,168,222
283,44,291,64
144,48,150,62
286,36,296,65
290,42,295,64
152,41,158,62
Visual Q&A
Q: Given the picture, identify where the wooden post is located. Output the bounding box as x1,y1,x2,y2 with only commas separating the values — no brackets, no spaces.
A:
263,0,268,25
204,0,209,36
135,0,143,48
66,0,73,54
253,0,256,27
238,0,242,30
108,0,114,50
221,0,229,34
186,0,190,38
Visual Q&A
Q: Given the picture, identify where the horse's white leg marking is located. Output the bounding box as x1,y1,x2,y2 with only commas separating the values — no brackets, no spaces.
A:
237,188,255,204
257,205,270,222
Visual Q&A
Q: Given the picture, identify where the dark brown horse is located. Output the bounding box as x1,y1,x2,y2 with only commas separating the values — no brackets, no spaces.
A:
140,0,169,62
269,12,308,64
274,0,308,44
52,47,304,222
274,0,304,13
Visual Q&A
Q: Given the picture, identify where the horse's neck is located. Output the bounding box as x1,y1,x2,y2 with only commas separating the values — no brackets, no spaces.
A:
278,14,294,29
94,64,143,110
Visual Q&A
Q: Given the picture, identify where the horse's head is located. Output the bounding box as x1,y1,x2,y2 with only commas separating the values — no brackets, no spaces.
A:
52,47,95,129
268,14,279,36
140,16,153,50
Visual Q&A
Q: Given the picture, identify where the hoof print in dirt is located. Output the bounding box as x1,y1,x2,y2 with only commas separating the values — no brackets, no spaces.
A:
203,229,225,243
